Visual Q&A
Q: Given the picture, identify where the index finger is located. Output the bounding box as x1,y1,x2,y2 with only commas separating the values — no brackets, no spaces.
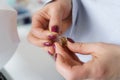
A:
31,11,58,40
32,11,49,29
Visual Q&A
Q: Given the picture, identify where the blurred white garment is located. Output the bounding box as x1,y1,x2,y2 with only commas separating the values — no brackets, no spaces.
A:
64,0,120,62
68,0,120,44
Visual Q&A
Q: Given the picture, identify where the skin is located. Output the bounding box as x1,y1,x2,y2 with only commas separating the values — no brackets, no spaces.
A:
55,41,120,80
28,0,120,79
27,0,72,54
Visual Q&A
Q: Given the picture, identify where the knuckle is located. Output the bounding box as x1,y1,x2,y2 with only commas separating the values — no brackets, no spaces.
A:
95,42,106,49
50,4,63,13
27,33,43,47
51,4,60,9
32,11,43,20
78,42,85,48
31,28,44,37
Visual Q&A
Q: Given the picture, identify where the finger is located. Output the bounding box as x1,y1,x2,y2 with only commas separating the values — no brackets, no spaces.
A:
56,53,83,78
49,8,63,33
44,46,55,55
55,42,73,59
32,11,58,40
67,41,96,55
30,27,58,40
32,13,47,39
56,54,72,74
32,11,48,28
27,33,53,47
55,43,81,63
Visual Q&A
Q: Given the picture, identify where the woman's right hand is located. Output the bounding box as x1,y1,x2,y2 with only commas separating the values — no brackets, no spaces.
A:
28,0,72,55
55,41,120,80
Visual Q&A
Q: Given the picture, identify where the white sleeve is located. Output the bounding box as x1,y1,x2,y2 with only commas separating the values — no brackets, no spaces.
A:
64,0,79,38
71,0,79,28
42,0,53,6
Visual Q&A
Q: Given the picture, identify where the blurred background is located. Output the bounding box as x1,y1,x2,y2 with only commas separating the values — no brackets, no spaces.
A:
7,0,44,25
0,0,64,80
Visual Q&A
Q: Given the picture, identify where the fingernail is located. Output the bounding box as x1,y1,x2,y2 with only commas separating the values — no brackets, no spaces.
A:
51,26,59,33
48,35,57,40
44,42,52,46
67,38,75,43
48,51,53,56
54,53,57,61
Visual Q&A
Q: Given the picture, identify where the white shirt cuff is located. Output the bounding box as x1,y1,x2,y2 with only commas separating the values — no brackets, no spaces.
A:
42,0,53,6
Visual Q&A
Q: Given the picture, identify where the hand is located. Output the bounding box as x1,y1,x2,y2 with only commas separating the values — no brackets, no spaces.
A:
28,0,72,54
55,41,120,80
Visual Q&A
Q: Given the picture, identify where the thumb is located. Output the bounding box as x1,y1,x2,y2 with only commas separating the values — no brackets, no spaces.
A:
55,42,72,59
67,41,96,55
49,10,62,33
56,54,70,72
56,53,81,76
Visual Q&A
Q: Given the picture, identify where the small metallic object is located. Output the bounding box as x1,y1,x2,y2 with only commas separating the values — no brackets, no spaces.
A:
48,36,67,59
57,36,67,46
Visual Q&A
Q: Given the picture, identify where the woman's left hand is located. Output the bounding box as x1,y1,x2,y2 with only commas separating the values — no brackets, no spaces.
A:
54,41,120,80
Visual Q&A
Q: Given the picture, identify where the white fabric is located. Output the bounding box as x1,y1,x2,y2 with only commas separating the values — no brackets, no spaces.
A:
65,0,120,62
0,5,19,69
69,0,120,44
